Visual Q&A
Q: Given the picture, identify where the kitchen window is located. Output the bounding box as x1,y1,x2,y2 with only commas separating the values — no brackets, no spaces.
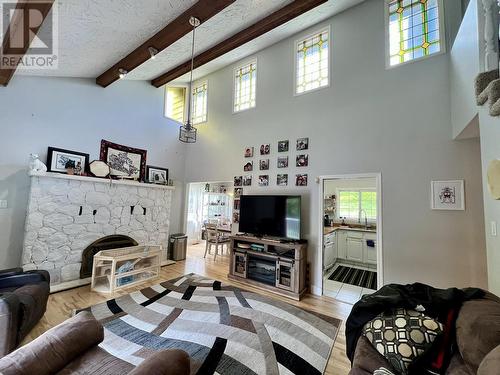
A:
386,0,445,67
295,27,329,95
338,190,377,222
192,81,208,125
234,60,257,113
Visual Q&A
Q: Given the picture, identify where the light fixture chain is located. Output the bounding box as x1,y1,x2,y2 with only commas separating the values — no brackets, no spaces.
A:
186,18,198,130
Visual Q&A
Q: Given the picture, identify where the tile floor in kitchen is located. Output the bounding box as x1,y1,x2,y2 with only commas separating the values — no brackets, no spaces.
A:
323,264,377,304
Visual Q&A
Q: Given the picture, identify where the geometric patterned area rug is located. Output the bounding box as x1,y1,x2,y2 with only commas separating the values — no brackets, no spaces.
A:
84,273,341,374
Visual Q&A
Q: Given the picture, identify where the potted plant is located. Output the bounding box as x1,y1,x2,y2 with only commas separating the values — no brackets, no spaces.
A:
65,160,76,175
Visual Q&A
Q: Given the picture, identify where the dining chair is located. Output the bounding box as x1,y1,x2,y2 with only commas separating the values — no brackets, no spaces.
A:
204,223,230,261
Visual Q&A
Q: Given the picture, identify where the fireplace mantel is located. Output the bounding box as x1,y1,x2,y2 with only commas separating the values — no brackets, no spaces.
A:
28,171,175,190
22,171,175,289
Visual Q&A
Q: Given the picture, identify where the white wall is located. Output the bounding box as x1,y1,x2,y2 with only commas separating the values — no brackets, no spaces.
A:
0,77,187,269
479,107,500,295
183,0,488,292
450,0,480,139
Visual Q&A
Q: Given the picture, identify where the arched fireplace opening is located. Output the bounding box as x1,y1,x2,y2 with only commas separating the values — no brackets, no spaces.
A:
80,235,138,279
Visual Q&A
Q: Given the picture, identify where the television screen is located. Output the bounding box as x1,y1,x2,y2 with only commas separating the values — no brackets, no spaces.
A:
239,195,301,240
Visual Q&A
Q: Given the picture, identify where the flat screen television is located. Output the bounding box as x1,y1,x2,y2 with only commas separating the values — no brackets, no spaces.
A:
239,195,301,240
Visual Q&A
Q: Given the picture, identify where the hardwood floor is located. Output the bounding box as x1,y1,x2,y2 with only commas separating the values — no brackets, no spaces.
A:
25,242,354,375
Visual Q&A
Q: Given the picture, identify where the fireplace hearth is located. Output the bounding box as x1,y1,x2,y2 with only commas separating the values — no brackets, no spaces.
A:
80,235,138,279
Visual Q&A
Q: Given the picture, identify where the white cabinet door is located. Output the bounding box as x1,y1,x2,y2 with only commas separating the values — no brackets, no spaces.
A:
324,234,337,270
346,237,363,262
337,231,347,260
364,233,377,265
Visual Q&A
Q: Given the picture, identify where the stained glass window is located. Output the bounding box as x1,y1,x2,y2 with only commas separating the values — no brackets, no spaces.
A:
295,29,329,95
192,81,208,125
234,61,257,112
387,0,443,66
164,86,186,124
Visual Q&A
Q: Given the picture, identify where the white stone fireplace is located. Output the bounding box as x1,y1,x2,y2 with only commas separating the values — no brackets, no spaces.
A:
22,172,174,289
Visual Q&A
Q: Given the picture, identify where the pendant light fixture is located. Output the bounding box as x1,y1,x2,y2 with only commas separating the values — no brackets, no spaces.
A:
179,16,201,144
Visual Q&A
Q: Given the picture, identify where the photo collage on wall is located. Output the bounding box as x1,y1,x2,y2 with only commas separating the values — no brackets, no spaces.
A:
233,140,310,222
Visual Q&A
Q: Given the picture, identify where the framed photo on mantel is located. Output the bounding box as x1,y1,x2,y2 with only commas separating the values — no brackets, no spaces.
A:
47,147,89,174
100,139,147,181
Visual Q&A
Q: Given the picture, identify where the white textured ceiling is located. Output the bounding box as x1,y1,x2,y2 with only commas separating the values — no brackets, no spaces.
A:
12,0,366,83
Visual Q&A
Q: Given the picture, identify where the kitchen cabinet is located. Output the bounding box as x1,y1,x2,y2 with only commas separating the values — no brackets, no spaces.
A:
364,233,377,265
337,230,347,260
323,232,337,270
332,229,376,265
346,232,363,262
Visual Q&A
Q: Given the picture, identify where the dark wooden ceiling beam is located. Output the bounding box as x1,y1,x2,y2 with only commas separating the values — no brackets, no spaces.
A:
0,0,54,87
96,0,236,88
151,0,328,88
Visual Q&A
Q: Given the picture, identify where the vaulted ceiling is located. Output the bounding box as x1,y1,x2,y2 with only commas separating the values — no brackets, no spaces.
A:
7,0,365,86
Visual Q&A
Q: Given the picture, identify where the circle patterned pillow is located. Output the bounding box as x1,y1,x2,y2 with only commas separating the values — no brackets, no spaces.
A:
362,308,443,374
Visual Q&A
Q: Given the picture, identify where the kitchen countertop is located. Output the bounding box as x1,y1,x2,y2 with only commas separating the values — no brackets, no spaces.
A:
324,226,377,235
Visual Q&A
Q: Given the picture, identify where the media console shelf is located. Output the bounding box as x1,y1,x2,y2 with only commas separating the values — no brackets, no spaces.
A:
228,235,307,301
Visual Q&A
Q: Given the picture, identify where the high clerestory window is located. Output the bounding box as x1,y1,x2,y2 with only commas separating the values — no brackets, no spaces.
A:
386,0,445,67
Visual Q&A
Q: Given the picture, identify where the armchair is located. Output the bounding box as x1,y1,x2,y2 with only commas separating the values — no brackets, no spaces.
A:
0,268,50,357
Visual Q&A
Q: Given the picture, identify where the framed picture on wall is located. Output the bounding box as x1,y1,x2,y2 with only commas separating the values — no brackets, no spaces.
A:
431,180,465,210
260,144,270,155
277,156,288,168
277,174,288,186
260,159,269,170
244,161,253,172
278,140,289,152
244,147,254,158
258,175,269,186
296,138,309,151
47,147,89,174
100,139,147,181
234,176,243,187
243,175,252,186
296,174,308,186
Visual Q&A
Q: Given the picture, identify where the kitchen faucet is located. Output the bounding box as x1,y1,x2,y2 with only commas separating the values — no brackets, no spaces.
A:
359,209,368,229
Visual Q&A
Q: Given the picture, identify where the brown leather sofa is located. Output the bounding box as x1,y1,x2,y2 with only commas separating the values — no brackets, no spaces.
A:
0,267,50,356
349,295,500,374
0,311,191,375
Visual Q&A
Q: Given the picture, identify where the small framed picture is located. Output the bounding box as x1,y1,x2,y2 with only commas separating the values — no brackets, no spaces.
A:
244,161,253,172
277,156,288,168
146,166,168,184
47,147,90,175
260,144,270,155
243,175,252,186
296,138,309,151
277,174,288,186
260,159,269,170
234,188,243,198
258,175,269,187
278,140,289,152
234,176,243,187
244,147,254,158
234,199,240,210
233,211,240,223
431,180,465,210
296,154,309,167
296,174,308,186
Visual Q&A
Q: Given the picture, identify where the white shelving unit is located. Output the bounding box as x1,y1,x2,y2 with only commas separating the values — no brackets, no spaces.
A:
202,192,232,222
91,245,161,293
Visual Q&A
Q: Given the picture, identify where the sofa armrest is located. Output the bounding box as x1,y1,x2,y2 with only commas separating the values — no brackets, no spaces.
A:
0,268,24,279
0,293,20,357
24,270,50,283
0,273,49,289
0,311,104,375
129,349,190,375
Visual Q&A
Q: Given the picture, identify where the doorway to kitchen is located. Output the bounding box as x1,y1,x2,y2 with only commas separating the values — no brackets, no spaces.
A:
184,181,234,248
319,174,383,304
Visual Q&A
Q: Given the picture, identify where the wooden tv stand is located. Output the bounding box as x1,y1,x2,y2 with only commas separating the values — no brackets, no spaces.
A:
228,235,307,301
